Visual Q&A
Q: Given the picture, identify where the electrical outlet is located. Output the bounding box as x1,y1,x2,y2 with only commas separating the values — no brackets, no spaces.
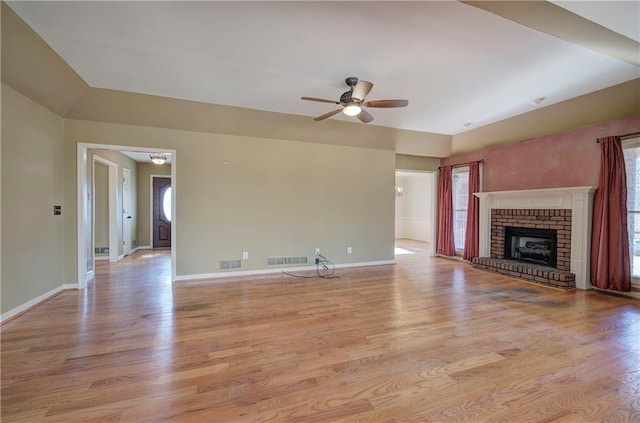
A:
315,248,320,255
242,251,248,260
347,247,352,255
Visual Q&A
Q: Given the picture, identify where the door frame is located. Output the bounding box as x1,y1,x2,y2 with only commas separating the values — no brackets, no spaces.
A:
122,166,132,257
92,155,119,265
150,175,172,249
77,143,177,289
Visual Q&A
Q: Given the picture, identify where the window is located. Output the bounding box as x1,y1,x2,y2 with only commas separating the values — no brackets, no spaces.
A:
623,137,640,286
452,167,469,252
162,186,172,222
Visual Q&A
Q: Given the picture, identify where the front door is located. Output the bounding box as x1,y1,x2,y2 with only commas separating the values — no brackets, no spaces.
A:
153,177,172,248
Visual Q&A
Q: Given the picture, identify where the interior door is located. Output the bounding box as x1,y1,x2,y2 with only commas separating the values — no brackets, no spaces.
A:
122,167,132,256
153,177,172,248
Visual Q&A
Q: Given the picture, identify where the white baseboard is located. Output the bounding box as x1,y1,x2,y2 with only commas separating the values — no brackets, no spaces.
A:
175,260,396,283
334,260,396,269
94,256,109,261
129,246,150,254
1,283,78,323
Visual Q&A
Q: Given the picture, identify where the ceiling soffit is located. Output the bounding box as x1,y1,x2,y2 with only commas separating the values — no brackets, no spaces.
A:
464,1,640,66
0,3,88,116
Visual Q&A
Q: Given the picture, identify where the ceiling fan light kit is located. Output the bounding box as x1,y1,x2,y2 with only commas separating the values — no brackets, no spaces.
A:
301,77,408,124
343,104,362,116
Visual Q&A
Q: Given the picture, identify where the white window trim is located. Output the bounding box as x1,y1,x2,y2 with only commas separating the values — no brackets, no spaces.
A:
622,137,640,290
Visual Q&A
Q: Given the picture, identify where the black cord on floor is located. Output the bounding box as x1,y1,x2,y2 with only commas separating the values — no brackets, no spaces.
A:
282,253,340,279
316,253,338,278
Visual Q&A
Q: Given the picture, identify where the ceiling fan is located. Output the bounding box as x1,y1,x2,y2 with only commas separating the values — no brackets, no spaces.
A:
301,77,408,123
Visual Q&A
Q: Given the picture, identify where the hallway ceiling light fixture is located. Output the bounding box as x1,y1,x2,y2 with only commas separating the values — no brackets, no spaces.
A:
150,153,167,165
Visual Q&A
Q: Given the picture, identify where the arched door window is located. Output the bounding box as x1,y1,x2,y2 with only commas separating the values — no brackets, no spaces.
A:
162,187,172,222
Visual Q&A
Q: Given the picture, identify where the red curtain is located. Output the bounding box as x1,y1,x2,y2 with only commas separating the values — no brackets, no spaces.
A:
590,136,631,291
437,166,456,256
463,161,480,261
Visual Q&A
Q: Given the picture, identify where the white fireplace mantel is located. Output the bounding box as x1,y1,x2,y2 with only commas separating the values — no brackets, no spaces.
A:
474,186,597,290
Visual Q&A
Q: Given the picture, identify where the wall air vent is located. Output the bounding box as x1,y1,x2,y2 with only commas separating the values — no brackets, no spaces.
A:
266,256,308,267
220,260,241,270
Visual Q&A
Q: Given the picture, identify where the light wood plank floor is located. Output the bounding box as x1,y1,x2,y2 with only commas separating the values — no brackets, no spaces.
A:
2,240,640,422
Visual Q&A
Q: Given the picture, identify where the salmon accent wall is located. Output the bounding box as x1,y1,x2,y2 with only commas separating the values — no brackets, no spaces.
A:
441,115,640,192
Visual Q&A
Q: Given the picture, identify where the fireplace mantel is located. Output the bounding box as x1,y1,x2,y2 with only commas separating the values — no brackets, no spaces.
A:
474,186,597,289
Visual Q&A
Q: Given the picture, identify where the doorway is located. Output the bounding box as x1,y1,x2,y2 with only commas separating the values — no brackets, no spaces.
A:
394,170,437,256
92,155,118,268
77,143,177,289
152,176,172,248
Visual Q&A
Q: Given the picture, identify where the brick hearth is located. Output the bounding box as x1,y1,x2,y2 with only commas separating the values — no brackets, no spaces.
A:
472,208,576,289
472,257,575,289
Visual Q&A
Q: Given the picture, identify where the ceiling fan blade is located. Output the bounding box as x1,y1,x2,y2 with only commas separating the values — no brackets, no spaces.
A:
357,109,374,124
301,96,340,105
314,109,342,121
351,81,373,101
364,99,408,108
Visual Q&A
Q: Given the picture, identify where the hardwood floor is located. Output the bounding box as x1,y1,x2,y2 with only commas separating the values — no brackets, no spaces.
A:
2,240,639,422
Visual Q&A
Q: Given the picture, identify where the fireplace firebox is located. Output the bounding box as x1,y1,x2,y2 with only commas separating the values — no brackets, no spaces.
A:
504,227,557,268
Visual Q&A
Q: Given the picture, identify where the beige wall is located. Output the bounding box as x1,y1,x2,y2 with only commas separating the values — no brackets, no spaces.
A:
396,154,440,172
1,83,65,314
137,162,171,247
2,84,395,315
64,119,396,280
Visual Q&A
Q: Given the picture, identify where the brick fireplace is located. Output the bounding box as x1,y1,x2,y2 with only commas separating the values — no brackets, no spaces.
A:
473,187,596,289
491,208,571,270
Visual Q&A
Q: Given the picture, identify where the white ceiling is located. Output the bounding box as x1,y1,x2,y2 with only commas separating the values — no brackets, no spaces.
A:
7,1,639,136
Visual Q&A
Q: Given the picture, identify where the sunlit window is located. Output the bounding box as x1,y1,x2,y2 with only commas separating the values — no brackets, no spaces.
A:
623,138,640,280
163,187,172,222
452,167,469,252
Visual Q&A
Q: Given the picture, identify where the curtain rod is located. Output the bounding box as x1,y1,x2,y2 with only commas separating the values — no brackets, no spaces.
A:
452,159,484,168
439,159,484,170
596,131,640,143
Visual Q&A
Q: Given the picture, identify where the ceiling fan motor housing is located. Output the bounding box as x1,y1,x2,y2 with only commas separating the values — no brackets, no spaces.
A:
345,76,358,87
340,91,354,104
341,77,359,104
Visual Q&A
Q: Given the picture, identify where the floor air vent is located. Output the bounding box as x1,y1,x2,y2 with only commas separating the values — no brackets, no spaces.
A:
220,260,241,270
266,256,308,267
